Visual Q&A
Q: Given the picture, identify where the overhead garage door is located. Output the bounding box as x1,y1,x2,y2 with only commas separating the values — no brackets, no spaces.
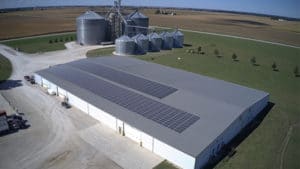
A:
124,123,141,143
141,132,153,152
68,93,88,114
89,104,117,131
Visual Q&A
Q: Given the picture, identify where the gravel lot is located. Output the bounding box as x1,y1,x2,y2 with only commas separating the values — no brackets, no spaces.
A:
0,43,162,169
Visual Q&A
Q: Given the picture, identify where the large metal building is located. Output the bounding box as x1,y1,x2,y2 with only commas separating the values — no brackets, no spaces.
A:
76,11,107,45
34,56,269,169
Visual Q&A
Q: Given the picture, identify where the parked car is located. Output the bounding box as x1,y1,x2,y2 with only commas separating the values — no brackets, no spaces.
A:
61,101,71,109
24,76,30,81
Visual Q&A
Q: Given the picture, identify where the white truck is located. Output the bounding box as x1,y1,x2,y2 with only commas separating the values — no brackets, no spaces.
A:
0,111,9,133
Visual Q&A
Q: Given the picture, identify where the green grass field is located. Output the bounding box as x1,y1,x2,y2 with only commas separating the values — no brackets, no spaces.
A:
87,30,300,169
0,54,12,82
86,47,114,57
1,33,76,53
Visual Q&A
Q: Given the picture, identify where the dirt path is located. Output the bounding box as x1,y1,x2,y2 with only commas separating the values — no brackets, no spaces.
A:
279,122,300,169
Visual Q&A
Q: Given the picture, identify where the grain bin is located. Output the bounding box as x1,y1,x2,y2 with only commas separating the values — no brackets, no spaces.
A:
132,33,148,54
115,35,135,55
172,30,184,48
127,11,149,35
76,11,107,45
160,32,173,50
122,20,136,37
148,32,162,52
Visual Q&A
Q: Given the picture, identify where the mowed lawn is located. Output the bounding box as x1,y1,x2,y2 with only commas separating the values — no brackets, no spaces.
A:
1,33,76,53
87,30,300,169
0,54,12,82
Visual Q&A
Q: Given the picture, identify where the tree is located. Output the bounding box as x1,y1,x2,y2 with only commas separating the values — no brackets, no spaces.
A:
214,49,219,57
251,57,256,65
54,38,58,43
70,36,74,41
272,62,277,71
59,38,63,42
65,37,69,42
197,46,202,53
49,40,53,44
154,9,160,14
294,66,299,77
232,53,237,61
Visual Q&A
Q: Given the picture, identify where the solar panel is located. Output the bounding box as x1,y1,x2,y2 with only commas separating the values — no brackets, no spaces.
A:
67,60,177,99
42,66,199,133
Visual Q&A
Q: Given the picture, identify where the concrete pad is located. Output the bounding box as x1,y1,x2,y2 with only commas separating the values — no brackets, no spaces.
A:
79,123,163,169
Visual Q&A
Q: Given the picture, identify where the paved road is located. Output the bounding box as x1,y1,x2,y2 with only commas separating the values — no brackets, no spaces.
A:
0,43,161,169
154,26,300,49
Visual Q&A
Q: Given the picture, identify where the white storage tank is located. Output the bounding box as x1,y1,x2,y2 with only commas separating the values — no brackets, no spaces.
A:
115,35,135,55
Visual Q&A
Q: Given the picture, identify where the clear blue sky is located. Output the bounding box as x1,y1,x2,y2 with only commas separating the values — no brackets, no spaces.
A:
0,0,299,18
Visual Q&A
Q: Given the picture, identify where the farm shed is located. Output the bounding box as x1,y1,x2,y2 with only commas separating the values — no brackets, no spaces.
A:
34,56,269,169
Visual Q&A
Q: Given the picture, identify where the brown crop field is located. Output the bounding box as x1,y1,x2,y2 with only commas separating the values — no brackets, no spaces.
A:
0,7,299,46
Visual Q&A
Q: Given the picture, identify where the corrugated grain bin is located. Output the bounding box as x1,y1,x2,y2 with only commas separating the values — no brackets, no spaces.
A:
172,30,184,48
148,32,162,52
122,19,136,37
127,11,149,35
132,33,149,54
160,32,173,50
115,35,135,55
76,11,107,45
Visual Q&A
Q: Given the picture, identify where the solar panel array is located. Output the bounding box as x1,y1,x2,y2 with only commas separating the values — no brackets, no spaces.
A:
68,60,177,99
43,66,199,133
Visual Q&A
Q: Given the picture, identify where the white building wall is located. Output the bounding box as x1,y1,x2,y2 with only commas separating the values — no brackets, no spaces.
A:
195,95,269,169
68,93,88,113
57,87,67,98
34,74,42,86
124,123,141,143
88,104,117,131
41,78,50,88
141,131,154,152
153,139,195,169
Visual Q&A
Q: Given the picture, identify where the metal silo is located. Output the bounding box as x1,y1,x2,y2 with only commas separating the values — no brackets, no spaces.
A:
127,11,149,35
76,11,106,45
132,33,148,54
115,35,135,55
148,32,162,52
160,32,173,50
122,19,136,37
172,30,184,48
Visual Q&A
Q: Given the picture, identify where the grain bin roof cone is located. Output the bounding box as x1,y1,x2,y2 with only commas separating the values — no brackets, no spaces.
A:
160,32,173,50
115,35,135,56
76,11,107,45
132,33,149,55
148,32,162,52
172,29,184,48
127,10,149,35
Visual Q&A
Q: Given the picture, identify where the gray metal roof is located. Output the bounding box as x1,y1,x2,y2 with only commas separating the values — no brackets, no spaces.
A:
127,10,148,19
173,30,184,36
36,56,269,157
148,32,161,39
160,31,173,37
116,35,134,42
77,10,104,20
132,33,148,40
